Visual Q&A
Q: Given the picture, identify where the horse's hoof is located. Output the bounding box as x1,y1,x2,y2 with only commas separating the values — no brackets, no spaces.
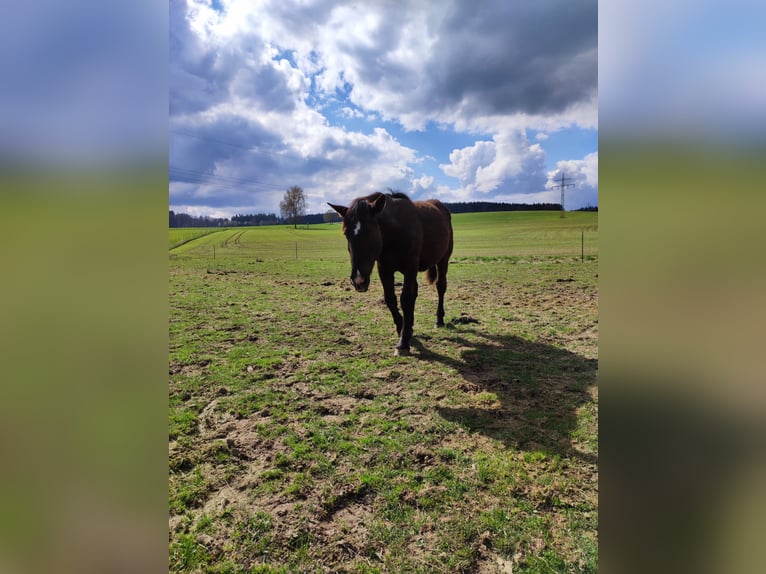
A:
435,321,445,328
395,347,411,357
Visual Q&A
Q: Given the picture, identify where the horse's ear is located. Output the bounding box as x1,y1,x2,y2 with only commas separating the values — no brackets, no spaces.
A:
327,202,347,217
370,193,386,216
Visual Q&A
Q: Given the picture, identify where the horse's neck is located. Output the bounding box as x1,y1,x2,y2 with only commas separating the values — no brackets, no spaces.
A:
379,209,420,246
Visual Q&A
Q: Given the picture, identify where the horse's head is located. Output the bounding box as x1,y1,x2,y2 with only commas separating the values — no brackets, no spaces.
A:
328,194,386,292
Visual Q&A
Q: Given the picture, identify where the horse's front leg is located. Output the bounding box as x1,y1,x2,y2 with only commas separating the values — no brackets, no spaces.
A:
378,265,402,336
396,271,418,356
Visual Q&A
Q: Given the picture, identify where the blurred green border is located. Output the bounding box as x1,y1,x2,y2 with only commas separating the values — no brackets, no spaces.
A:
0,163,169,573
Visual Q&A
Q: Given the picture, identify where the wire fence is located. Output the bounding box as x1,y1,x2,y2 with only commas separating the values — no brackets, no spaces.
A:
169,226,598,263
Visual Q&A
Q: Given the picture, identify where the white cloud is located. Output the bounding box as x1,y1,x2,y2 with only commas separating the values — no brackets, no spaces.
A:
169,0,598,215
441,141,496,186
179,0,596,133
412,175,435,192
439,131,548,197
172,204,238,220
546,152,598,209
548,152,598,187
340,107,364,119
170,1,423,214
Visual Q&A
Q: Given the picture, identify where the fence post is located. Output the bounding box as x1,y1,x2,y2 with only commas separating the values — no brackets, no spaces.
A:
295,242,298,260
581,230,584,262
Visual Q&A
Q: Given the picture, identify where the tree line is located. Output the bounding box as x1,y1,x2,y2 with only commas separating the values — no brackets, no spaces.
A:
443,201,561,213
168,210,339,228
170,186,594,228
169,210,280,228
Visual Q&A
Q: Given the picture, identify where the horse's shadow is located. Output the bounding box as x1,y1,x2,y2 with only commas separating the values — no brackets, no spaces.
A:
412,328,597,463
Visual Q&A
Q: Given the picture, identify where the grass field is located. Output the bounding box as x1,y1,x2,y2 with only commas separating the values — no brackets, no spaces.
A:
170,211,597,261
169,211,598,573
170,228,224,249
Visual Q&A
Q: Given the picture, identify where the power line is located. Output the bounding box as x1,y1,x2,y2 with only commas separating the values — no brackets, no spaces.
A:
550,172,575,218
170,129,310,163
170,129,256,151
169,171,281,198
169,130,311,195
169,166,287,191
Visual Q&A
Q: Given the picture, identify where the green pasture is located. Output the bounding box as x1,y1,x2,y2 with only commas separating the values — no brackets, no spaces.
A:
169,211,598,261
169,210,598,573
169,228,224,249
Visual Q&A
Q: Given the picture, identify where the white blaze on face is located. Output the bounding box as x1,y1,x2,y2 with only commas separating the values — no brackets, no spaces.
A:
354,221,362,236
353,269,365,286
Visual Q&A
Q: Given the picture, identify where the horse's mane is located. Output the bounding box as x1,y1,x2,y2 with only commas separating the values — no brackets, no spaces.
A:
348,191,415,217
354,191,412,206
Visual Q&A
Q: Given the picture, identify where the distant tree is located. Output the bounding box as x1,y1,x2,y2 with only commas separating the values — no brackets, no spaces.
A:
280,185,307,228
323,210,340,223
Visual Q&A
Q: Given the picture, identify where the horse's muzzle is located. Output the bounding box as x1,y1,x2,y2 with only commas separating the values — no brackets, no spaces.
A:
351,270,369,292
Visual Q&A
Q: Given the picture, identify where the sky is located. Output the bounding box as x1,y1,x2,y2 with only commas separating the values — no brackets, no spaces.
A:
169,0,598,218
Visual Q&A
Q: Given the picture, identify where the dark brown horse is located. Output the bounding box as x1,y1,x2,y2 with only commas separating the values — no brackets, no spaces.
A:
328,192,453,356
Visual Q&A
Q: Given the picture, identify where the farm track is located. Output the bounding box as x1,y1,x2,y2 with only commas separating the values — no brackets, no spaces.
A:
169,229,224,251
220,230,246,249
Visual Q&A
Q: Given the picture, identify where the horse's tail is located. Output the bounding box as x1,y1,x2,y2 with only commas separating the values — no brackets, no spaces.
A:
426,265,438,285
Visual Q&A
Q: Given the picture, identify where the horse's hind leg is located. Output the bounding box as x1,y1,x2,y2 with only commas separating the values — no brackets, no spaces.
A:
435,257,449,328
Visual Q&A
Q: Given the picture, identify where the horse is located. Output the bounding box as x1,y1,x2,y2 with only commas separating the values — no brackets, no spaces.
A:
328,192,453,356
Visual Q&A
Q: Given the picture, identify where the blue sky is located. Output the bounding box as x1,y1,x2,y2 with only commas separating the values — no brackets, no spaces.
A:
169,0,598,217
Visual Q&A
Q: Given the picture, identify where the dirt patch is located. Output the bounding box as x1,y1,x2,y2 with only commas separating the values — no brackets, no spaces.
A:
169,359,210,376
314,483,375,558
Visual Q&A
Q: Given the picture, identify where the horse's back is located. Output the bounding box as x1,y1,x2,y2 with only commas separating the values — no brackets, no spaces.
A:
376,193,452,271
415,200,451,241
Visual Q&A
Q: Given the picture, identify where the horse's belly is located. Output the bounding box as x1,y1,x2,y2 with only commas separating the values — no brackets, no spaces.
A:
418,236,450,269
